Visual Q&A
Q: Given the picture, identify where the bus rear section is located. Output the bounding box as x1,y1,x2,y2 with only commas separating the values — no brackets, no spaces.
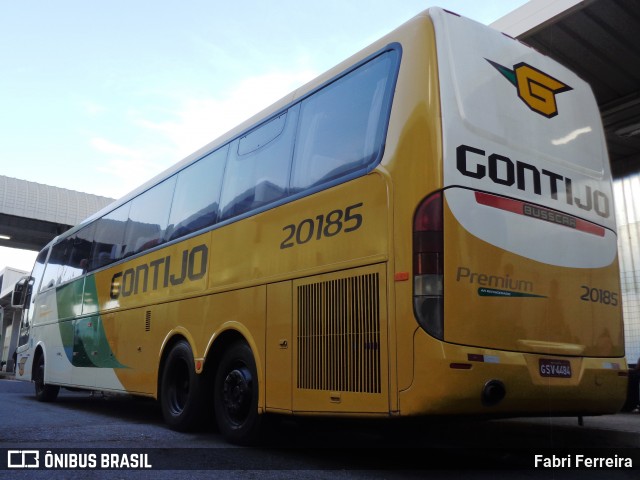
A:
402,9,627,416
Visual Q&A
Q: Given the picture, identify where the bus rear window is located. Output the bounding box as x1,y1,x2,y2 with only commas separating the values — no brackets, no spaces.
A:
291,51,395,191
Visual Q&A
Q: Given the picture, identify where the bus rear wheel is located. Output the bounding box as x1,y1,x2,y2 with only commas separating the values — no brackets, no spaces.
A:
160,340,205,431
214,341,262,445
34,354,59,402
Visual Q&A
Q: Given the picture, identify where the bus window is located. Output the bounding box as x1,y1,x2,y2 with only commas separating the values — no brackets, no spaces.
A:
58,224,95,284
40,243,65,291
219,108,298,220
17,249,48,348
238,114,286,155
166,145,228,241
290,52,394,192
90,203,131,270
123,177,176,257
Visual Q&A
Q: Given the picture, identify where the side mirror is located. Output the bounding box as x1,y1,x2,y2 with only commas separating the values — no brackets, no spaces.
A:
11,276,32,308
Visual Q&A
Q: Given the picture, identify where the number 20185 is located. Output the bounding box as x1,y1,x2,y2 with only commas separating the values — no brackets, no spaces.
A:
580,286,619,306
280,203,363,249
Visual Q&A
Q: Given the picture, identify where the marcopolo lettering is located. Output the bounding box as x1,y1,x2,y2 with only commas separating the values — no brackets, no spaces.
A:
456,144,610,218
110,244,208,299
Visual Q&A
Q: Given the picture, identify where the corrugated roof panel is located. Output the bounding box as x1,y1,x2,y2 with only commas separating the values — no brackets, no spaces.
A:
0,175,114,250
511,0,640,175
0,175,112,226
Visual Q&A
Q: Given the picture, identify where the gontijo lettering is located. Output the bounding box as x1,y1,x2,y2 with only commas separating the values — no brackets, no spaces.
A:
110,244,208,299
456,144,610,218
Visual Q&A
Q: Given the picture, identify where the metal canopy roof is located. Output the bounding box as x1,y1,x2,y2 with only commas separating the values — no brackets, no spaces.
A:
492,0,640,177
0,175,114,251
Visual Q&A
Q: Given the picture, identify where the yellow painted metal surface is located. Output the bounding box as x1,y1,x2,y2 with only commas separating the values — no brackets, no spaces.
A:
443,197,624,358
22,10,627,420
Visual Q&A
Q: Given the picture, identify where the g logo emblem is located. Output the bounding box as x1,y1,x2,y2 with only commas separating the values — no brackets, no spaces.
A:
487,59,572,118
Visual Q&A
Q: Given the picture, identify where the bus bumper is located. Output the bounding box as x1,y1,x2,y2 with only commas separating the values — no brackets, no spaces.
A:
398,329,628,417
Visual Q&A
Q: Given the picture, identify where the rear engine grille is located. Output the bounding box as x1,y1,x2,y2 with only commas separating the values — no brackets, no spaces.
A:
297,273,381,393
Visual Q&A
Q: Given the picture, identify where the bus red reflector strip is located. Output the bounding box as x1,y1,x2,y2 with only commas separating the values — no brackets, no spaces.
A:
474,192,605,237
395,272,409,282
450,363,472,370
467,353,500,364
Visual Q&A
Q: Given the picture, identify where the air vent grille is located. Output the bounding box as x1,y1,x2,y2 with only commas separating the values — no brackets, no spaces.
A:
297,273,381,393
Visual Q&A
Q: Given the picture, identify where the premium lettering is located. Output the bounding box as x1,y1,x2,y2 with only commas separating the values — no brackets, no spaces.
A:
110,244,208,299
456,144,610,218
456,266,533,293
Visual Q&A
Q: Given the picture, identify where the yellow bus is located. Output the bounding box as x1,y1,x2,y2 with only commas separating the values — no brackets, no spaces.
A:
13,8,627,444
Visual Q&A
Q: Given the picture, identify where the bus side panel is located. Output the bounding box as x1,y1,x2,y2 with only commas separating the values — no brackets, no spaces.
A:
92,233,212,313
211,174,390,414
89,234,215,395
265,281,293,412
87,174,389,399
96,285,267,398
208,173,390,289
97,309,157,395
381,15,444,396
32,287,72,386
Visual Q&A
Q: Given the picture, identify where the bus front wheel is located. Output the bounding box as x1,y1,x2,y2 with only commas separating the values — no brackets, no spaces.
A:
34,354,60,402
214,341,262,445
160,340,205,431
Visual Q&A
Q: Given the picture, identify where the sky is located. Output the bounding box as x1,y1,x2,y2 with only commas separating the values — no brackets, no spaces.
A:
0,0,528,273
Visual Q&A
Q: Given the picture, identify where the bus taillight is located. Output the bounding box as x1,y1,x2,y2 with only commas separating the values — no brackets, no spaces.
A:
413,192,444,340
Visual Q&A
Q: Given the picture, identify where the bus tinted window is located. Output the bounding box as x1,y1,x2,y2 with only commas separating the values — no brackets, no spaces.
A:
90,203,131,269
219,109,298,220
291,52,394,191
167,146,228,240
29,249,48,297
40,243,65,291
70,51,397,272
238,114,286,155
59,224,95,283
18,248,48,346
123,177,176,257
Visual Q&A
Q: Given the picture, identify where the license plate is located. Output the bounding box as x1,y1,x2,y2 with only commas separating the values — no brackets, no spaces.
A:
539,359,572,378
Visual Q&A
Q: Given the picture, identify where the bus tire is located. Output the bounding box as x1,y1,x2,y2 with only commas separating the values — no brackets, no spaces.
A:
160,340,205,431
214,341,262,445
34,354,60,402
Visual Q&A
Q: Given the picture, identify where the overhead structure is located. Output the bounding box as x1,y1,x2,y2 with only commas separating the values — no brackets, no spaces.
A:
0,175,114,251
492,0,640,177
